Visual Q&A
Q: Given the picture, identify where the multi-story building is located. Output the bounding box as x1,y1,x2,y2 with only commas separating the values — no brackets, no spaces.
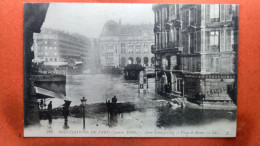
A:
86,38,101,70
152,4,238,102
100,20,155,68
32,28,90,67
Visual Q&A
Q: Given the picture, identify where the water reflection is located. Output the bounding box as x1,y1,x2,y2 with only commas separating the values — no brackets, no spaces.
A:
156,106,236,128
63,120,69,129
107,114,118,127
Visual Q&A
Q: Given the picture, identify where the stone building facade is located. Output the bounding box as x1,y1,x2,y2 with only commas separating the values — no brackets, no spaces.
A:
100,20,155,68
32,28,90,66
152,4,238,102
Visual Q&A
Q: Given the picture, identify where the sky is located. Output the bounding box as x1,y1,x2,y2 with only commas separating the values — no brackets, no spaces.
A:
42,3,154,38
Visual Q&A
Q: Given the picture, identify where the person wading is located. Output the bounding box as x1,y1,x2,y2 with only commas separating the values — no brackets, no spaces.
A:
106,99,112,117
111,95,117,115
47,101,52,121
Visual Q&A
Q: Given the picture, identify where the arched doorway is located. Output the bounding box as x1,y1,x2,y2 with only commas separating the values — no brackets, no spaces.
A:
128,57,133,64
144,57,149,66
136,57,141,65
151,57,155,66
121,57,126,67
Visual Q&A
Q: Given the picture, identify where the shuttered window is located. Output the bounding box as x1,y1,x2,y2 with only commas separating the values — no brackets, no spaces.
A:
205,5,210,23
205,31,210,52
196,31,201,52
220,5,225,22
225,30,234,51
220,30,225,51
190,33,195,53
226,5,233,21
190,8,195,26
210,4,220,22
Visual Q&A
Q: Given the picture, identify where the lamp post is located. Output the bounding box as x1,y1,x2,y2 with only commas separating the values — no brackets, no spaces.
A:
81,97,87,129
182,80,185,108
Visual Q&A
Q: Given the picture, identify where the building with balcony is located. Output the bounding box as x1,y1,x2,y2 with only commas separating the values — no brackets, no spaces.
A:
100,20,155,68
32,28,90,68
152,4,238,103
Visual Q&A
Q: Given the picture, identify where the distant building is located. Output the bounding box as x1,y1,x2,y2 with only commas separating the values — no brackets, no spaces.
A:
152,4,238,102
100,20,155,68
87,38,101,69
32,28,90,67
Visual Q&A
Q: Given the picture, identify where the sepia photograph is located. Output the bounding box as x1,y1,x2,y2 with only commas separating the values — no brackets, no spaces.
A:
23,3,238,137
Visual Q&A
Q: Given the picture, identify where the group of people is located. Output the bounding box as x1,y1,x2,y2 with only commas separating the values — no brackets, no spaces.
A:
106,95,117,117
47,100,70,122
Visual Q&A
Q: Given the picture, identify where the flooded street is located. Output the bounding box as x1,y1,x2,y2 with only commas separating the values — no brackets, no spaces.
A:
25,73,236,137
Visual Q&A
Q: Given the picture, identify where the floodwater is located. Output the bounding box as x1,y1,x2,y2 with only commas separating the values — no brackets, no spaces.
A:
25,73,237,137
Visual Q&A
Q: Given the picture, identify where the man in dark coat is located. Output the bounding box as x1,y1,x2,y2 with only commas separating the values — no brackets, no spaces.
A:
106,100,111,117
47,101,52,120
111,96,117,115
62,102,70,122
112,96,117,104
48,101,52,111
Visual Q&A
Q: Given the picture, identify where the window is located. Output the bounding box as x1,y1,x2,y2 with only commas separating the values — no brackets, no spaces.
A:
183,9,190,29
166,31,170,44
156,33,160,48
211,57,219,72
220,5,225,22
225,30,234,51
121,48,126,54
226,5,233,21
172,5,176,16
196,31,201,52
209,31,220,52
166,7,169,19
190,33,196,53
177,79,182,92
156,11,159,23
210,4,220,22
220,30,225,51
190,8,195,26
121,43,126,54
166,56,171,70
135,48,141,54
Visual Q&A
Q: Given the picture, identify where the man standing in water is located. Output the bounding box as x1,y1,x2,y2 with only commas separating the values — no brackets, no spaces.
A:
111,95,117,115
106,99,111,117
47,101,52,121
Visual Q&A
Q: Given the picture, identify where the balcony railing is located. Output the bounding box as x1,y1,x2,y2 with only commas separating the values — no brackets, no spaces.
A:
151,44,182,55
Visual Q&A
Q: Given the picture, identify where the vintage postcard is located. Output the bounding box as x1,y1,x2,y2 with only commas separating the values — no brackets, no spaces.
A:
23,3,238,137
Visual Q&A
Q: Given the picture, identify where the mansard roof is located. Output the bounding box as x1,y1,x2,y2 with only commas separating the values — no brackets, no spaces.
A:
100,20,153,36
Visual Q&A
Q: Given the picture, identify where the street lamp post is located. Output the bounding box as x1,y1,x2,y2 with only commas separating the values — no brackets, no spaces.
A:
182,80,185,108
81,97,87,129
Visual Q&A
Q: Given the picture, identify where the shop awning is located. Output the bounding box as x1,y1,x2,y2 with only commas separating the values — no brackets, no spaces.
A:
44,61,68,66
74,61,83,65
34,86,69,101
